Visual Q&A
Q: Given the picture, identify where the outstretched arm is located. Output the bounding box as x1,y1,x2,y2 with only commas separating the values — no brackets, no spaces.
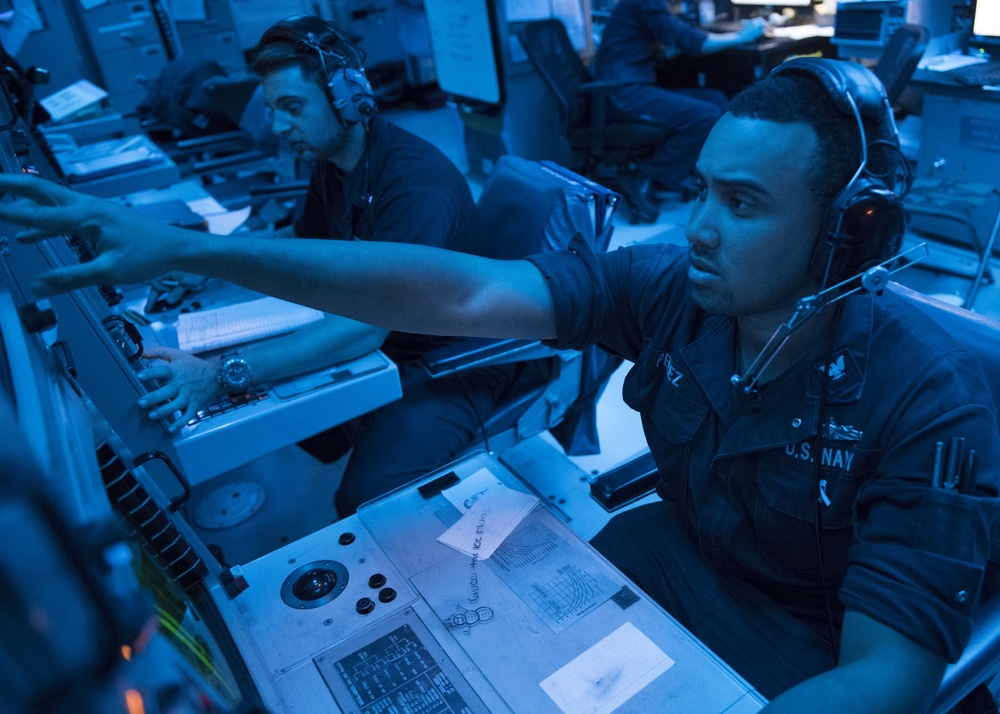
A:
701,18,768,53
0,174,557,341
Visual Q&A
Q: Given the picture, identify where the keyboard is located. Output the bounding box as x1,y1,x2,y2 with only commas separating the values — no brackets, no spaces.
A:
192,385,270,423
704,19,745,33
123,282,403,485
171,349,402,485
949,62,1000,86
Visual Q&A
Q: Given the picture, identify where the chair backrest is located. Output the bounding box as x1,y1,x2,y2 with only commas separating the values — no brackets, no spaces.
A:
475,154,613,258
889,282,1000,406
517,19,593,134
873,24,929,105
449,156,622,455
904,265,1000,710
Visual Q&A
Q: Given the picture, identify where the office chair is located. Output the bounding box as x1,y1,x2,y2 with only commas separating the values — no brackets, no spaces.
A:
419,155,623,456
140,63,289,189
589,282,1000,713
517,19,667,224
873,24,929,108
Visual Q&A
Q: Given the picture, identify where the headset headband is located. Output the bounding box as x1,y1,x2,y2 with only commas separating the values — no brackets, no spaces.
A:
767,58,907,287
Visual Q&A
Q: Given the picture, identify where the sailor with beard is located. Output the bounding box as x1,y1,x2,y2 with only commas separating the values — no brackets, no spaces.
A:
3,59,998,713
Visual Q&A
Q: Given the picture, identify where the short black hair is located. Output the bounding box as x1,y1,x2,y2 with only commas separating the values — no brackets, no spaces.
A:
728,73,896,208
250,35,328,91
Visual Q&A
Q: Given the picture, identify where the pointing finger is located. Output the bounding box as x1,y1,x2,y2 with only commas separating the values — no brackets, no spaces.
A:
30,263,109,298
0,174,71,205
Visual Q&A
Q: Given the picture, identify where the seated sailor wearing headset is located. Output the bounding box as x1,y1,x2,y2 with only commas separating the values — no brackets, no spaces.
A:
136,15,524,517
3,58,998,712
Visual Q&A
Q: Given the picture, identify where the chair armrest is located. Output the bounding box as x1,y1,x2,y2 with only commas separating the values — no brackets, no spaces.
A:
576,79,642,94
175,130,249,151
249,180,311,200
419,337,559,377
931,591,1000,713
590,448,658,511
192,149,269,174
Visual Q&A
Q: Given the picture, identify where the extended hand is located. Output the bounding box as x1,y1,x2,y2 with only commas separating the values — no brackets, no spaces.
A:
137,346,221,432
739,17,768,43
0,174,196,297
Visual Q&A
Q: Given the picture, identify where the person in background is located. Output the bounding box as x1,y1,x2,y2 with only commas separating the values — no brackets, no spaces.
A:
138,15,523,517
594,0,766,222
2,59,998,712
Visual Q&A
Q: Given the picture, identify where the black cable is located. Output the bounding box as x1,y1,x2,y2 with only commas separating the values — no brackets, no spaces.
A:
813,301,844,664
453,366,491,454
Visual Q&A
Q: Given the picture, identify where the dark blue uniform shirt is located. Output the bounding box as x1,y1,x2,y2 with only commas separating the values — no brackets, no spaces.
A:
528,239,1000,661
295,115,480,252
594,0,708,84
295,115,482,357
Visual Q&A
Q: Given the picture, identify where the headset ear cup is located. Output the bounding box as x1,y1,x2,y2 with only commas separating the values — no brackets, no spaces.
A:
811,183,904,285
327,67,377,125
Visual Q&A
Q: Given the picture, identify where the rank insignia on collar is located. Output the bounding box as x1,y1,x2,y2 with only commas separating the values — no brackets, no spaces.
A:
813,348,862,395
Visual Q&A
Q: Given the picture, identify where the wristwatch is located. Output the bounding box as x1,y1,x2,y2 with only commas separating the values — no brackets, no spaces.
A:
216,354,253,394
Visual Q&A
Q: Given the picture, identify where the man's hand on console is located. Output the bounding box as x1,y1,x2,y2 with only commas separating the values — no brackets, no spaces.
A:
737,17,769,43
137,346,221,432
0,174,195,297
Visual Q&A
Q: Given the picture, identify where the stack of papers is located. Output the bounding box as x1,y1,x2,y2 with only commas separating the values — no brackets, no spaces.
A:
918,52,987,72
177,297,324,353
58,135,164,181
40,80,109,123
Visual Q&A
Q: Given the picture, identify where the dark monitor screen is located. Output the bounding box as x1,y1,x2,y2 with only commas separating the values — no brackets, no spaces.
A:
0,273,257,713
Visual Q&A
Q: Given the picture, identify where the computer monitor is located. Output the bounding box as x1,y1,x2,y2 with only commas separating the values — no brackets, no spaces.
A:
0,266,259,714
730,0,811,6
424,0,505,106
970,0,1000,55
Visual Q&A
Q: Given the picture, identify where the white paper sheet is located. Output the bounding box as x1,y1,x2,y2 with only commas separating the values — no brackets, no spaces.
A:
176,297,324,353
436,482,538,559
441,467,505,512
540,622,675,714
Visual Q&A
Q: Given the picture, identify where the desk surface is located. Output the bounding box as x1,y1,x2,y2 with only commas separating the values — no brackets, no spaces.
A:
218,451,767,713
658,31,835,96
910,67,1000,102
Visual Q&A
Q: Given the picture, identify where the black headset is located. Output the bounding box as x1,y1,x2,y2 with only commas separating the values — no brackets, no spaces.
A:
769,58,911,288
258,15,378,126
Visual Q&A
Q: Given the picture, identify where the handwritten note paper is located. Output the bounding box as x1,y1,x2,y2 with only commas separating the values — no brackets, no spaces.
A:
436,481,538,559
540,622,674,714
441,467,504,512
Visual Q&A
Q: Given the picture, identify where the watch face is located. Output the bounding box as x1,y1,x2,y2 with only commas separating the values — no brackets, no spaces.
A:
218,357,252,393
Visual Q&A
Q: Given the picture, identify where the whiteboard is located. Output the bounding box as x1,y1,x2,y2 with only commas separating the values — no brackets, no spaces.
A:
425,0,504,105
